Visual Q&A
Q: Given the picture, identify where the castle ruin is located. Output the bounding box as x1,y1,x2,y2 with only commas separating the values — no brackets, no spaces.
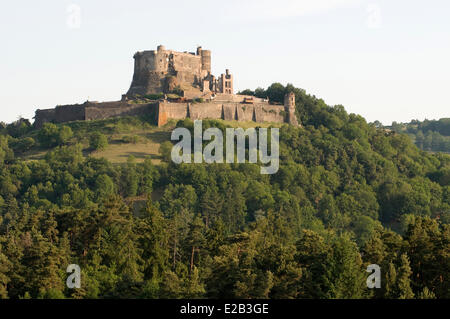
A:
127,45,233,98
34,45,298,128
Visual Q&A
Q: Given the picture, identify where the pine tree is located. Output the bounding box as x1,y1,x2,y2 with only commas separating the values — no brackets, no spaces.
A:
185,266,206,298
326,234,368,299
0,248,11,298
185,216,206,274
136,200,169,282
417,287,436,299
384,261,397,298
295,230,331,298
396,254,414,299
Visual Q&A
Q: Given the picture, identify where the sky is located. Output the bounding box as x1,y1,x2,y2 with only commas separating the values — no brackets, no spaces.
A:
1,0,449,125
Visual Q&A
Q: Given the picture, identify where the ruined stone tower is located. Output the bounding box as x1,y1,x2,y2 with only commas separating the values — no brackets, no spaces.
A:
218,69,233,94
284,92,299,126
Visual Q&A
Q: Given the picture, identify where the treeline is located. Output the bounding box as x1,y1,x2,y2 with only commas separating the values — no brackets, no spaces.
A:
390,118,450,153
0,83,449,299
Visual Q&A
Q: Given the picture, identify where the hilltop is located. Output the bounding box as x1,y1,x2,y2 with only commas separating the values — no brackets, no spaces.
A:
0,82,449,299
33,45,298,129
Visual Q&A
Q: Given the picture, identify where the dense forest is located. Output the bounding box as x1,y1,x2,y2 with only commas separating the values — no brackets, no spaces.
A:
388,118,450,153
0,83,449,299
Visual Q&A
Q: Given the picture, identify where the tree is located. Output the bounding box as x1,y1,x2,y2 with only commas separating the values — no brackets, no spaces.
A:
138,158,158,195
38,123,73,147
404,217,449,298
326,234,367,299
120,156,139,197
0,248,11,298
136,201,169,283
159,141,173,163
185,216,206,273
95,174,115,201
11,137,35,153
396,254,414,299
57,126,74,145
266,83,286,103
294,230,330,298
89,132,108,151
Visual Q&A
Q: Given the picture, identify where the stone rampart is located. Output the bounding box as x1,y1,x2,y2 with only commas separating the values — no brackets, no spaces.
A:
156,101,286,127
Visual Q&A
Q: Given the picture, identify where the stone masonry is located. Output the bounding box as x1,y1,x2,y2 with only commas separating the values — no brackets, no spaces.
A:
126,45,232,99
34,45,299,128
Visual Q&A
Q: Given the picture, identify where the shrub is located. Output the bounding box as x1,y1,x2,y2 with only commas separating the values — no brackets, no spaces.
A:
167,93,181,99
192,98,204,103
58,126,74,145
159,141,173,162
122,135,139,144
38,123,73,147
143,93,164,100
89,132,108,151
12,137,35,153
171,86,184,96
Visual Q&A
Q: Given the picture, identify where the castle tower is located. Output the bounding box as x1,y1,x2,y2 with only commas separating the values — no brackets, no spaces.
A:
284,92,299,126
127,45,210,97
201,49,211,73
219,69,233,94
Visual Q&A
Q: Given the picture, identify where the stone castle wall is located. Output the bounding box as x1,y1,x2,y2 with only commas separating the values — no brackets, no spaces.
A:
85,102,156,121
157,101,286,127
35,98,295,129
34,109,57,128
34,101,158,128
54,104,85,123
34,104,86,128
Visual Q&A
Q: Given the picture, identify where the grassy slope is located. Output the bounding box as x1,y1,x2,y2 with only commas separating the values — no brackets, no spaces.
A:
18,118,283,164
91,128,170,164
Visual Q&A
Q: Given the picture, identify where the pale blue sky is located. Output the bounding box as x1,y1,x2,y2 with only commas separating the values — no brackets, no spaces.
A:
1,0,449,125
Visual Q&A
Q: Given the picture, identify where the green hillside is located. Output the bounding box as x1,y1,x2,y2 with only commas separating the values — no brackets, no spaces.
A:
388,118,450,153
0,83,448,299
